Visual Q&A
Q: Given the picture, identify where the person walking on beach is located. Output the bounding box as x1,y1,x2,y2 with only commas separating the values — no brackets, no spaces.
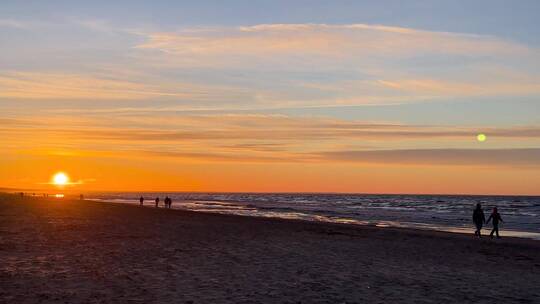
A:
486,207,504,238
155,197,160,208
139,196,144,206
472,203,486,237
165,196,172,209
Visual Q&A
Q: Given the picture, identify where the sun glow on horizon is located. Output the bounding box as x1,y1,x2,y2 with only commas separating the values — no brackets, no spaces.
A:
52,172,70,186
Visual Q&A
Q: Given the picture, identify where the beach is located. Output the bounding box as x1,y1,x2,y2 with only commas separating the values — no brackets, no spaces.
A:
1,194,539,303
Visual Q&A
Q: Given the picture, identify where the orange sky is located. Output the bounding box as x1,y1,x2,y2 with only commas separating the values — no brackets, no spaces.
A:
1,110,539,195
2,146,540,195
2,4,540,195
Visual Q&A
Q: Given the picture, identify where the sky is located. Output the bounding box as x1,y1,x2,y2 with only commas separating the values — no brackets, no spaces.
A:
1,0,539,195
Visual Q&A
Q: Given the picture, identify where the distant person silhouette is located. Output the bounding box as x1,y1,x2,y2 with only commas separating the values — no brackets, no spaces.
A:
486,207,504,238
472,203,486,237
165,196,172,209
140,196,144,206
155,197,160,208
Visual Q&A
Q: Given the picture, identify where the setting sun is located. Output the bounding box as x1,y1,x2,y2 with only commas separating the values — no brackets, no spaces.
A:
52,172,70,186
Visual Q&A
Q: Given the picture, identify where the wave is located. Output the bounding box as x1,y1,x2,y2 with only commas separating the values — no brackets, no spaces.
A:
87,192,540,240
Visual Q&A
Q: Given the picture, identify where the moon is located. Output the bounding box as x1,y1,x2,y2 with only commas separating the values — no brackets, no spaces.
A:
477,133,487,142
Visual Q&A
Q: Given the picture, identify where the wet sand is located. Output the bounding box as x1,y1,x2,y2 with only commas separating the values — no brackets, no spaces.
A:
1,194,539,303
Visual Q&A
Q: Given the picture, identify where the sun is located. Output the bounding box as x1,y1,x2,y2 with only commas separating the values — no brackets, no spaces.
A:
53,172,70,186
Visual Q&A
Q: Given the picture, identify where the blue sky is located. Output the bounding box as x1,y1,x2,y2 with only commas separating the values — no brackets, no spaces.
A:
2,1,540,42
2,0,539,123
2,1,538,34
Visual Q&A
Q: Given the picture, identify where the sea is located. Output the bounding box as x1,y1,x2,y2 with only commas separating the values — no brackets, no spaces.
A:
86,193,540,240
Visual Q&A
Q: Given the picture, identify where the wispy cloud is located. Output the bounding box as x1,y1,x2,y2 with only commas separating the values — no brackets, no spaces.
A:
0,71,252,102
3,113,540,167
38,178,96,186
375,77,540,98
130,23,540,106
2,22,540,109
0,19,29,29
4,113,540,140
138,23,531,58
317,148,540,167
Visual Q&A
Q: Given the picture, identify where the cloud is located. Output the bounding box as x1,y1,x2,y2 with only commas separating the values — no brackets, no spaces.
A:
3,113,540,144
0,19,29,29
4,112,539,167
2,22,540,108
137,24,529,56
69,18,117,34
130,23,540,105
127,147,540,167
136,23,533,62
38,178,96,186
317,148,540,167
0,71,252,102
136,150,291,163
0,72,150,100
375,76,540,98
144,147,540,168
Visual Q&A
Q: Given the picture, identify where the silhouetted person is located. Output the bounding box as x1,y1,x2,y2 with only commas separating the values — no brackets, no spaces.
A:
139,196,144,206
80,194,84,200
487,207,504,238
472,203,486,237
155,197,160,208
168,197,173,209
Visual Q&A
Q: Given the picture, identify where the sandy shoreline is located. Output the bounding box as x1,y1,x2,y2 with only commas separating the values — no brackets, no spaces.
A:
1,194,539,303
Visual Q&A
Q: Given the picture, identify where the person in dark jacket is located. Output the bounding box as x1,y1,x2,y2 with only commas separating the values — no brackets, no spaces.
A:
155,197,160,208
139,196,144,206
472,203,486,237
486,207,504,238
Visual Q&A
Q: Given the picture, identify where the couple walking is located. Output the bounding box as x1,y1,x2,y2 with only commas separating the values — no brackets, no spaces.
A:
163,196,173,209
473,203,503,238
139,196,173,209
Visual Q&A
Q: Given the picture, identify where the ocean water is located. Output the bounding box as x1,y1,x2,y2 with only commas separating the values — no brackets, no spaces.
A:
87,193,540,240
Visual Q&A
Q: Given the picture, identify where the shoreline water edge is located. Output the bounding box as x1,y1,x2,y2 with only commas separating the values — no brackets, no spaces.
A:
84,192,540,240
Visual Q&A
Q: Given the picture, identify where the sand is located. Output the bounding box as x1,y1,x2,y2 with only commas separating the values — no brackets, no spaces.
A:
1,194,539,303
